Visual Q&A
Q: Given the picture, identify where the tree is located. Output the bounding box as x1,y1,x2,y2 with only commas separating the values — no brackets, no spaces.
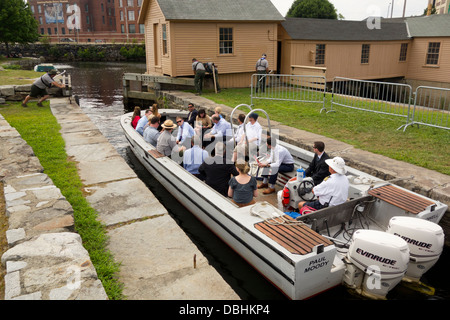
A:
0,0,39,56
287,0,338,19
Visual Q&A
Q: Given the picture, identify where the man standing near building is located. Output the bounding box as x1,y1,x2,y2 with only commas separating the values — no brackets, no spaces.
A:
192,58,206,95
255,54,269,93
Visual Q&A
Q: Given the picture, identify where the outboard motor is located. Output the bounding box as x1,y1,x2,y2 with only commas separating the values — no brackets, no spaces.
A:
386,216,444,283
344,230,409,299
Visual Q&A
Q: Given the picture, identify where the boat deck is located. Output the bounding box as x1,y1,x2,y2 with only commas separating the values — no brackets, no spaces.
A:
254,215,333,255
368,184,435,214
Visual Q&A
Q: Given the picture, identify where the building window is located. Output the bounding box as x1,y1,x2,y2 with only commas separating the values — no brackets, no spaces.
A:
399,43,408,62
129,24,136,33
121,24,125,33
219,27,233,55
128,10,135,21
139,24,145,34
162,24,168,55
426,42,441,65
315,44,325,65
361,44,370,64
120,11,124,21
127,0,133,6
119,0,123,7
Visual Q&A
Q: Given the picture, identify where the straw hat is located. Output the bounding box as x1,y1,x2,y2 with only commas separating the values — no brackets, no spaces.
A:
161,119,177,130
325,157,347,175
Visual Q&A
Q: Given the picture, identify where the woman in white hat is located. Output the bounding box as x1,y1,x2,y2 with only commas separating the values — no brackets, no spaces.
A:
156,119,183,157
298,156,349,211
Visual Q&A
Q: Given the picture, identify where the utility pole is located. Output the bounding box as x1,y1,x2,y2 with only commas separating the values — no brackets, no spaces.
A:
402,0,407,18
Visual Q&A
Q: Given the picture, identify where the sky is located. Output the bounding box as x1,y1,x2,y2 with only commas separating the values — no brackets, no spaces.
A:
271,0,429,20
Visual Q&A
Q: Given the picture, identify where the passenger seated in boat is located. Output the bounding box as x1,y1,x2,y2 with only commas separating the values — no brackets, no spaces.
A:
258,137,295,195
305,141,330,185
194,108,212,140
298,157,349,210
156,120,184,157
183,135,208,180
176,116,194,149
228,162,258,207
204,115,232,144
131,106,141,129
198,142,239,197
136,109,152,135
244,113,262,148
143,116,161,147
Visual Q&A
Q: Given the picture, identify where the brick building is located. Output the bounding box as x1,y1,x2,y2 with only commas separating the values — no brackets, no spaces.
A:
27,0,145,43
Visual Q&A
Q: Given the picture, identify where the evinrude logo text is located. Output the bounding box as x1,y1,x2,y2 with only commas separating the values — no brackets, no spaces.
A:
394,233,432,249
356,248,396,265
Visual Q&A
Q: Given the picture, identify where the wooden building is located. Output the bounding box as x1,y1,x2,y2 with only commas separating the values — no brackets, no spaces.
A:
138,0,284,88
278,18,412,83
404,14,450,90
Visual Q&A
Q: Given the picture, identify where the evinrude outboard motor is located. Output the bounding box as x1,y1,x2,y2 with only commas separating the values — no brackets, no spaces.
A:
344,230,409,299
386,216,444,283
280,177,315,211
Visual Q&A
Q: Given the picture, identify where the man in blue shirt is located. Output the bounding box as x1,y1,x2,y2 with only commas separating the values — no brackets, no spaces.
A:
143,116,161,147
204,115,232,142
136,109,152,135
176,116,194,148
183,137,208,179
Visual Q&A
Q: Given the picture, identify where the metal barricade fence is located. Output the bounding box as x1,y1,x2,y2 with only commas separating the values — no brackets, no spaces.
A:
250,74,326,111
399,86,450,131
331,77,413,118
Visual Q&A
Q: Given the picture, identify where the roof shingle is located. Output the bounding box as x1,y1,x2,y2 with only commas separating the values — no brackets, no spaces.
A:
155,0,284,21
281,17,410,41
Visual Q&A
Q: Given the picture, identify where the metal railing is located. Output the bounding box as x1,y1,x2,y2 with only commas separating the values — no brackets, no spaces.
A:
330,77,413,118
399,86,450,131
250,73,326,111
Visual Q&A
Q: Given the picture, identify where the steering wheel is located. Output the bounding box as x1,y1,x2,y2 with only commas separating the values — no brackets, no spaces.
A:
297,180,315,201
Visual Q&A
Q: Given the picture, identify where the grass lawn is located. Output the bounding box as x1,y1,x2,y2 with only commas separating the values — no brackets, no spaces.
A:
200,88,450,176
0,102,124,300
0,59,43,85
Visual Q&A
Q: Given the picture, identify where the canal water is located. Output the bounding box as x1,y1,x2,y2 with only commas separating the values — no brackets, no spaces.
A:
60,61,449,300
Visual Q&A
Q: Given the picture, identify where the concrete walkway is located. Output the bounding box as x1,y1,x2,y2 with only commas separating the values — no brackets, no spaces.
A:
49,98,239,299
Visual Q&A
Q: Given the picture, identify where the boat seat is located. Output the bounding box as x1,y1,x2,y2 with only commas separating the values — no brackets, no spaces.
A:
254,215,333,255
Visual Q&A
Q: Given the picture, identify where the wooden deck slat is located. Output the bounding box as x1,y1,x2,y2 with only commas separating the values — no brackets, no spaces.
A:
254,215,332,255
368,185,434,214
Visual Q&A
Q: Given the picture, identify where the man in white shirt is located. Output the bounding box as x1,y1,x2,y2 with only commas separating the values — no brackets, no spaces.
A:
244,113,262,147
298,156,349,210
258,137,295,194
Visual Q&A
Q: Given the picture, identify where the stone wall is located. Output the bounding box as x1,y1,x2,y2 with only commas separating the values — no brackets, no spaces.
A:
0,43,145,63
0,84,69,105
0,115,107,300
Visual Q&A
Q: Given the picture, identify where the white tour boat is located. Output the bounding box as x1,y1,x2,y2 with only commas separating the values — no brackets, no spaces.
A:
120,105,447,300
